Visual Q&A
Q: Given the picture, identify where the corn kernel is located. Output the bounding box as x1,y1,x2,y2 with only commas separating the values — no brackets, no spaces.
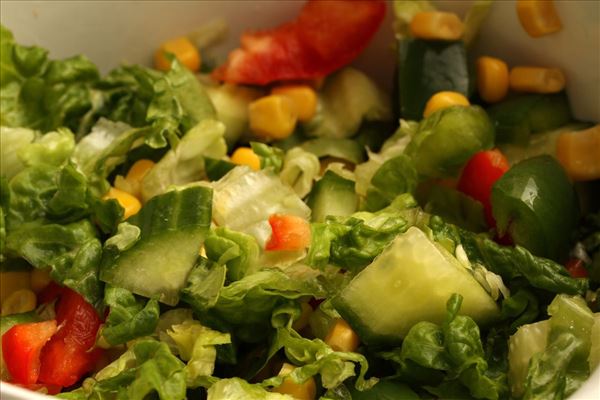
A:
271,85,318,122
516,0,562,38
410,11,464,41
0,271,31,304
126,159,155,184
477,56,509,103
325,318,360,353
230,147,261,171
30,268,52,294
423,91,470,118
104,187,142,220
509,66,565,94
292,302,313,332
556,125,600,181
272,363,316,400
154,37,201,72
249,95,298,140
1,289,37,316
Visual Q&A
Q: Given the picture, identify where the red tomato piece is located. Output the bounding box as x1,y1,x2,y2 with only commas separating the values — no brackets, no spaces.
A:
457,149,510,227
212,0,386,84
2,320,57,384
565,258,589,278
266,214,311,251
38,287,103,387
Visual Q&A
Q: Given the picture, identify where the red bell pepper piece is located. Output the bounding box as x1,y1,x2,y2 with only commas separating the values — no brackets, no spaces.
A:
2,320,57,384
565,258,589,278
212,0,386,84
37,287,104,387
457,149,510,227
266,214,311,251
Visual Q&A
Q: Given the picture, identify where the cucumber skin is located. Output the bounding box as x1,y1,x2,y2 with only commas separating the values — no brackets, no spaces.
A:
306,170,357,222
100,186,212,305
333,227,499,346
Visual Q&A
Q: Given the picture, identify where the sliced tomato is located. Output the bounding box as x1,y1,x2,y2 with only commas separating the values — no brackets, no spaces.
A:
565,258,589,278
457,149,510,227
212,0,386,84
38,287,103,387
2,320,57,384
266,214,311,251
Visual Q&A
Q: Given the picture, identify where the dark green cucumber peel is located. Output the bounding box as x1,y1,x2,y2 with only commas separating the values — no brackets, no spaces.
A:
306,170,358,222
100,186,212,305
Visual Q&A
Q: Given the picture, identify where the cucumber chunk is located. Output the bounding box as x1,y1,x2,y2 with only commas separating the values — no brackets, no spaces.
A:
333,227,499,345
306,170,357,222
100,186,212,305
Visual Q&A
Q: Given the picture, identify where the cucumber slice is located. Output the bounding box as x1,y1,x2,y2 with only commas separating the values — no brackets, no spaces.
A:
333,227,499,345
306,170,357,222
100,186,212,305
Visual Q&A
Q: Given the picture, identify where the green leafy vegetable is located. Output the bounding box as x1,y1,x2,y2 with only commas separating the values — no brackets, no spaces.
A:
204,227,260,281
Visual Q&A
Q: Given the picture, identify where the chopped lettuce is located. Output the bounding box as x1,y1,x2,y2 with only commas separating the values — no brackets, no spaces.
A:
207,378,293,400
204,227,260,281
279,147,320,198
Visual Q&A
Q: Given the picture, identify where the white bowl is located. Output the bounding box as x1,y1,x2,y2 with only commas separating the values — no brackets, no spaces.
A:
1,1,598,399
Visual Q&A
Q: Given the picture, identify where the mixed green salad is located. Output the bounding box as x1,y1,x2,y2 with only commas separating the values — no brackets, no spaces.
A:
1,1,599,399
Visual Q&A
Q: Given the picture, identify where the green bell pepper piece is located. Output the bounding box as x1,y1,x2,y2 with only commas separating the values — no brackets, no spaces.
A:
491,155,579,261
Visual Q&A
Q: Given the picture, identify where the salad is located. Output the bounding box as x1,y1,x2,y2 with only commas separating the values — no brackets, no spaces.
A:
1,0,599,399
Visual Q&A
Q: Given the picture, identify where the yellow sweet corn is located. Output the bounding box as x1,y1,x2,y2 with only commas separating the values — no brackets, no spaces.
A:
477,56,509,103
556,124,600,181
104,187,142,220
154,37,201,72
249,95,298,140
509,66,565,93
516,0,562,38
410,11,464,41
271,85,318,122
423,91,470,118
272,363,316,400
0,271,31,304
1,289,36,316
230,147,261,171
122,159,155,199
30,268,52,294
325,318,360,353
292,302,313,332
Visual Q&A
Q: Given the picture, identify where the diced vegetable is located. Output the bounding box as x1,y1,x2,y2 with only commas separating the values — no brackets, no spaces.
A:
122,159,155,199
457,149,510,227
100,186,213,305
306,170,358,222
409,11,464,41
516,0,562,38
230,147,261,171
509,66,566,94
564,258,588,278
476,56,509,103
423,91,470,117
272,85,318,122
333,227,499,345
266,214,311,251
154,36,201,72
398,39,469,120
2,320,57,384
249,95,298,140
103,187,141,220
272,363,317,400
491,155,579,260
324,318,360,352
556,124,600,181
212,0,386,84
487,93,572,145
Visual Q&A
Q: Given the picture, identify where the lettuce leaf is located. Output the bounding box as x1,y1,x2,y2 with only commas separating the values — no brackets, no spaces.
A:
364,154,418,211
100,286,160,346
141,119,227,201
279,147,320,198
207,378,293,400
251,142,285,173
204,227,260,282
211,167,310,247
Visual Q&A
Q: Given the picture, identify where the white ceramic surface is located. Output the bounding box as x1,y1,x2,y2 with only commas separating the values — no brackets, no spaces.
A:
0,1,599,399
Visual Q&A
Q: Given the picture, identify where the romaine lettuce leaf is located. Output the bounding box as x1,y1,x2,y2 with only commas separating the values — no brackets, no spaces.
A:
100,286,160,346
141,119,226,201
207,378,293,400
279,147,320,198
204,227,260,282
